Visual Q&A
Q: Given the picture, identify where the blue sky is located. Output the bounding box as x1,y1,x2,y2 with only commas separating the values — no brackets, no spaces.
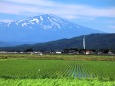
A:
0,0,115,32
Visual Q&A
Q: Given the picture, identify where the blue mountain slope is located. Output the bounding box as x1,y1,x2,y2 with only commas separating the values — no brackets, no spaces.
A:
0,14,103,44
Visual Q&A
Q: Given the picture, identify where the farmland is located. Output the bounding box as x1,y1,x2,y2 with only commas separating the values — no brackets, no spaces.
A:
0,54,115,86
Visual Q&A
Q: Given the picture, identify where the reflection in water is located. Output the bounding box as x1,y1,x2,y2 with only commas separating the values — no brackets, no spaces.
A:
68,63,97,79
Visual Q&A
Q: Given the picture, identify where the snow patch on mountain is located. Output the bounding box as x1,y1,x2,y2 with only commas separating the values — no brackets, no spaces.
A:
15,23,18,25
29,18,39,24
7,23,11,27
40,16,43,21
48,17,61,29
22,23,27,27
18,20,23,23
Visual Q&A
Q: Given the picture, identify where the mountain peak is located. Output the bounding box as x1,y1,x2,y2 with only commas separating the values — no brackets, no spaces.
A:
0,14,103,43
4,14,65,29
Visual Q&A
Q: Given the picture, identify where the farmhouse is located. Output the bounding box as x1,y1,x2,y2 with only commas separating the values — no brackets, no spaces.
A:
30,51,43,55
108,51,114,56
85,50,94,55
56,51,62,54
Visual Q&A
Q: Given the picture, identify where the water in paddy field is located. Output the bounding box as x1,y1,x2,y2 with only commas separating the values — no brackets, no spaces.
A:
67,63,97,79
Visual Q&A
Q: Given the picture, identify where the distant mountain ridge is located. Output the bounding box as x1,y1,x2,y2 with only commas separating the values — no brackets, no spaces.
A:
26,33,115,50
0,33,115,51
0,14,102,44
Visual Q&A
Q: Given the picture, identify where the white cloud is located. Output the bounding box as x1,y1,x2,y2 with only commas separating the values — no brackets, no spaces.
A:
0,19,14,23
4,0,56,7
0,0,115,19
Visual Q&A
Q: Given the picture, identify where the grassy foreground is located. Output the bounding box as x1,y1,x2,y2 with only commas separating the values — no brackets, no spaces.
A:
0,79,115,86
0,54,115,86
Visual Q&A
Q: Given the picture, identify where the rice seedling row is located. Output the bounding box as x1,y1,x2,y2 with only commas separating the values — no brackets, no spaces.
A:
0,59,115,81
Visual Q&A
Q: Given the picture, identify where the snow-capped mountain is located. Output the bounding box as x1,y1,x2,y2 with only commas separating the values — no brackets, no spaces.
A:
0,14,103,44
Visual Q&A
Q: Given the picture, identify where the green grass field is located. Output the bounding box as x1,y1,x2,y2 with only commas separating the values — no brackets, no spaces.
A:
0,79,115,86
0,54,115,86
